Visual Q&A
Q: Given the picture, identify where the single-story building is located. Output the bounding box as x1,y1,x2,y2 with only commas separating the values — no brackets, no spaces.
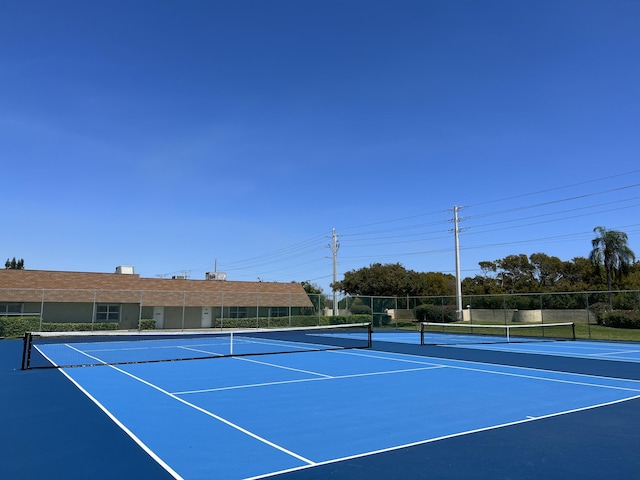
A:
0,267,314,329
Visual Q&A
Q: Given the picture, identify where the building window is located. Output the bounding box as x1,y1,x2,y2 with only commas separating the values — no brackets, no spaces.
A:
0,303,23,316
270,307,288,317
229,307,247,319
97,304,120,322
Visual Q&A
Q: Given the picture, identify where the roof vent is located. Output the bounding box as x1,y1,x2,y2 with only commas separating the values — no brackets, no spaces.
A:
206,272,227,281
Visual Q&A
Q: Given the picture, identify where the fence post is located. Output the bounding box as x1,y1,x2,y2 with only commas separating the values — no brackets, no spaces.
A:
394,296,398,329
40,289,45,331
138,291,143,331
503,296,508,325
92,291,97,331
585,292,591,340
220,292,225,330
181,291,186,331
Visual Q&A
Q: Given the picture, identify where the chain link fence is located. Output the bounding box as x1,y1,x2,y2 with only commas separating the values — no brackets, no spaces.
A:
2,288,639,341
312,290,640,341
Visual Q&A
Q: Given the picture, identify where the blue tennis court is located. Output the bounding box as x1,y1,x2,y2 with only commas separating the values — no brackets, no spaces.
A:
3,328,640,479
48,332,640,479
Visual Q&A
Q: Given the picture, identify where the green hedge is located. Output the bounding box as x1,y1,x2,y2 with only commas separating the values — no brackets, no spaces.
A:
0,317,152,337
415,304,457,323
139,319,156,330
2,315,370,337
40,322,120,332
214,314,372,329
600,311,640,329
0,317,41,337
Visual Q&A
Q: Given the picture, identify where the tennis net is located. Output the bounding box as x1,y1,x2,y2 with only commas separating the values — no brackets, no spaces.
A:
420,322,576,346
21,322,372,369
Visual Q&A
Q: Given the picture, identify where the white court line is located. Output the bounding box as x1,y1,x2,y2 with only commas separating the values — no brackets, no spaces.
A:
56,342,640,480
58,368,185,480
63,343,317,467
172,365,445,395
176,345,225,356
83,340,229,354
246,393,640,480
173,347,640,396
589,349,640,357
357,346,640,383
34,345,184,479
231,338,319,351
336,348,640,392
235,356,334,378
439,360,640,393
440,342,640,362
173,350,640,395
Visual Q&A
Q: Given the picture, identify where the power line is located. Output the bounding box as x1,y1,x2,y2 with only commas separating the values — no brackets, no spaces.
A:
155,170,640,286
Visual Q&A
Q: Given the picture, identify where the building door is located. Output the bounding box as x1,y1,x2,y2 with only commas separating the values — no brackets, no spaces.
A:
201,306,212,328
153,306,164,329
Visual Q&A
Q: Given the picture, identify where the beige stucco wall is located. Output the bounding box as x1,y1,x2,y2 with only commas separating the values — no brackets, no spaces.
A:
463,308,596,324
386,309,415,320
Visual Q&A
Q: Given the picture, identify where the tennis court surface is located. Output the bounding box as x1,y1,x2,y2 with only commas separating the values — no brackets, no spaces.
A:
2,324,640,479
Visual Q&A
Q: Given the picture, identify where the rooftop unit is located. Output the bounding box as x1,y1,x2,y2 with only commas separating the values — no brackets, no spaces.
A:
115,266,135,274
206,272,227,281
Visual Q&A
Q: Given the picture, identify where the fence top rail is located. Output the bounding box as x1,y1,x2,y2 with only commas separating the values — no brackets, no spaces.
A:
332,290,640,300
2,288,638,297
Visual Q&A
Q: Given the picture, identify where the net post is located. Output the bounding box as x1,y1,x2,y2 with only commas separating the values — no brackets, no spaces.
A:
367,322,373,348
571,322,576,341
21,332,32,370
229,331,234,356
419,322,424,346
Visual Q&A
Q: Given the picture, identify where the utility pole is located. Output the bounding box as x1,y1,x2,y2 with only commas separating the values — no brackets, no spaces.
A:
329,228,340,316
453,206,463,321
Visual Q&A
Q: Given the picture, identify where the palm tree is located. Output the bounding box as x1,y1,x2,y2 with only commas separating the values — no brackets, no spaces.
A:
589,226,636,307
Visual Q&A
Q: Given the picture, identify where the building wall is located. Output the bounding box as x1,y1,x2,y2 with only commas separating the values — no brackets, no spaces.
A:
163,306,202,329
22,302,43,316
19,302,142,328
43,303,94,323
120,304,141,329
463,308,596,324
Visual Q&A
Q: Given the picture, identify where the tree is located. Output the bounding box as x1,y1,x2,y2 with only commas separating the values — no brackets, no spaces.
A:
464,254,595,295
332,263,424,297
589,226,636,304
496,254,534,294
5,257,24,269
417,272,456,296
298,281,326,311
529,253,565,290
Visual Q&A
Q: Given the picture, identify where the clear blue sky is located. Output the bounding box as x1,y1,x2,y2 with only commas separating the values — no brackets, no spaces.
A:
2,0,639,293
